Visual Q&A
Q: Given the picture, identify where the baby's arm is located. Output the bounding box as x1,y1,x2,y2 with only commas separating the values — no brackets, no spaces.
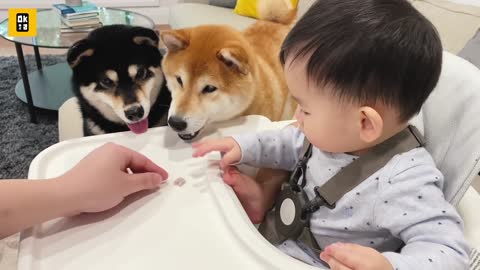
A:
192,125,303,222
232,125,305,170
374,162,470,270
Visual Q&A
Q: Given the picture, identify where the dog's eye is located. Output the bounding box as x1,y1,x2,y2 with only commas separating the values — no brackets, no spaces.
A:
99,78,114,88
136,67,147,80
224,59,234,68
176,76,183,87
202,85,217,94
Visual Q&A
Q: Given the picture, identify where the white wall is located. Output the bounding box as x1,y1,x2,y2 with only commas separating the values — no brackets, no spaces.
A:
0,0,178,24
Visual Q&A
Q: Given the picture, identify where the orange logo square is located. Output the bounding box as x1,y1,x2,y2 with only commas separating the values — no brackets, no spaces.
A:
8,8,37,37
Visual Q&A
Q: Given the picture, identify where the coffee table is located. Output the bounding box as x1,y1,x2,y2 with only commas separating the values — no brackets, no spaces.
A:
0,8,155,123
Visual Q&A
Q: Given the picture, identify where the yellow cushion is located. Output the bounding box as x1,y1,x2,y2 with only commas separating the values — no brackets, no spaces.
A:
234,0,298,19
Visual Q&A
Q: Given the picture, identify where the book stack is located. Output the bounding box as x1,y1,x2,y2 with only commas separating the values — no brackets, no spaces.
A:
53,1,102,33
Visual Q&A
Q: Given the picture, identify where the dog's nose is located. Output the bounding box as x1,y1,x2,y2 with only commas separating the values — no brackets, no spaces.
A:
168,116,187,132
124,106,144,122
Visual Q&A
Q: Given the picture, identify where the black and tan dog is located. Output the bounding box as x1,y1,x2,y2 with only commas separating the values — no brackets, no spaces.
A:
67,25,171,135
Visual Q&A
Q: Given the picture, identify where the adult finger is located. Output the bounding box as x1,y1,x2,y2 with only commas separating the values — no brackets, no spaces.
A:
126,172,165,194
114,144,169,180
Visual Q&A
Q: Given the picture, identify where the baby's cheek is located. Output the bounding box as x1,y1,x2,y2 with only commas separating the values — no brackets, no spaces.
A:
306,124,330,149
304,126,318,144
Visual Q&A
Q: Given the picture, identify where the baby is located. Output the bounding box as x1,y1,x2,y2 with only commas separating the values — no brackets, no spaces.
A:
193,0,470,269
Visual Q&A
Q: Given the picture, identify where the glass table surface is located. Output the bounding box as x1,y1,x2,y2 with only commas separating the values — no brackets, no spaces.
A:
0,8,155,48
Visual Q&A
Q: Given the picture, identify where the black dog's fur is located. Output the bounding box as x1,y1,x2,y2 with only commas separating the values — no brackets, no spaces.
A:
67,25,171,136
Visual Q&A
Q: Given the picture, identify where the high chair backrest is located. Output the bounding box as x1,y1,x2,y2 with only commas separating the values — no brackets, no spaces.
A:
410,52,480,205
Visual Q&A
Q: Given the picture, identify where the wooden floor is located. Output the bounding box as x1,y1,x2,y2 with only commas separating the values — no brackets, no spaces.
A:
0,24,170,56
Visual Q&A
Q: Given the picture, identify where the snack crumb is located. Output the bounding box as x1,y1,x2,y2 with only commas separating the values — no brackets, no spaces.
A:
174,177,186,187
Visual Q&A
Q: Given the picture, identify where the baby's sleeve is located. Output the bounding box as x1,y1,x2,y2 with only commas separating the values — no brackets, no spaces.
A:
374,155,470,270
231,125,305,170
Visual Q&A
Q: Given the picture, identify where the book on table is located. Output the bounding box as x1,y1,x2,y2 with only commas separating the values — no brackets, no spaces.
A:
60,16,100,27
53,0,101,33
60,21,102,33
53,1,99,17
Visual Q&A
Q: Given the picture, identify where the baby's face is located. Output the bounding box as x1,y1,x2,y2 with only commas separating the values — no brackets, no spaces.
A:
284,58,366,153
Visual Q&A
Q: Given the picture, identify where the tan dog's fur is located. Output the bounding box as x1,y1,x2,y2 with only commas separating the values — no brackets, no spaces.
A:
160,0,296,138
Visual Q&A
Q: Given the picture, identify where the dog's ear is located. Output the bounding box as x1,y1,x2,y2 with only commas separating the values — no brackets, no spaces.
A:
160,30,189,53
159,47,167,56
67,39,95,68
217,47,249,75
132,27,159,47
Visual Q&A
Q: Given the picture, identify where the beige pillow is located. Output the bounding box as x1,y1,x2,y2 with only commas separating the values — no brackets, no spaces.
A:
298,0,480,53
411,0,480,53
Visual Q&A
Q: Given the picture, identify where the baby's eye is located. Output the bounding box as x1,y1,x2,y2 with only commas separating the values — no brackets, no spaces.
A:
300,108,310,115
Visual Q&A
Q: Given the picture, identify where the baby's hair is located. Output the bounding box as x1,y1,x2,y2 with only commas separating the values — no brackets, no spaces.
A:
280,0,442,122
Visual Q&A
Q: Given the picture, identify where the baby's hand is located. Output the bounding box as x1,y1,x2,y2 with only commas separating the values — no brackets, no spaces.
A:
192,137,241,168
320,243,393,270
58,143,169,215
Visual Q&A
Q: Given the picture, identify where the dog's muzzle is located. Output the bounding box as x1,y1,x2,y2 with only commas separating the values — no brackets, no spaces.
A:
168,116,202,140
124,106,144,122
168,116,187,132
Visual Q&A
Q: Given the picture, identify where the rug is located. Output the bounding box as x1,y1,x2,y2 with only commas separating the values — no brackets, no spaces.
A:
0,55,65,179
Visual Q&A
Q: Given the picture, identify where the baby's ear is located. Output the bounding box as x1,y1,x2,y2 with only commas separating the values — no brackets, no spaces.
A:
359,106,383,143
67,39,95,68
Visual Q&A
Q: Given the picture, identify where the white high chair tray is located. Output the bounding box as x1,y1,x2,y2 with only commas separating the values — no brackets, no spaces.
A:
18,115,316,270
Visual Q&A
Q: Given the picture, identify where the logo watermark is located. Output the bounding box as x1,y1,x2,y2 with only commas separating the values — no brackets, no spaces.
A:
8,9,37,37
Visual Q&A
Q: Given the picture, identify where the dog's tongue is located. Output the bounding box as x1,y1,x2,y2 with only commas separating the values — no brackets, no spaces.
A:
127,119,149,134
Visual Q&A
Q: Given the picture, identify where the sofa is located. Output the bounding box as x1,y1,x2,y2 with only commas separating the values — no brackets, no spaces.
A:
169,0,316,30
170,0,480,54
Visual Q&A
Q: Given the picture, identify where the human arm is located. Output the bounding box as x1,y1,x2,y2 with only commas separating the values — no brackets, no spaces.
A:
0,143,168,239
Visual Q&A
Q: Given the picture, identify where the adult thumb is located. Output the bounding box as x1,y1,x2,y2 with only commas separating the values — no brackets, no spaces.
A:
127,172,165,194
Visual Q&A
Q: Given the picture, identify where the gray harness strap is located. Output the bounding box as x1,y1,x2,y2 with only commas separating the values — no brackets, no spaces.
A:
258,139,312,244
259,126,424,254
318,125,424,206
